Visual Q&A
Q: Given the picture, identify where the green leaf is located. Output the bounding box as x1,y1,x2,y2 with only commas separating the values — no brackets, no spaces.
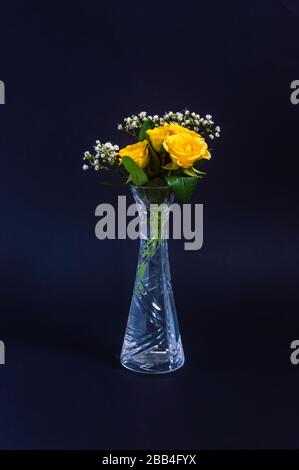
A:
138,119,155,141
163,162,179,171
147,177,167,187
147,139,160,172
165,176,199,202
121,156,149,186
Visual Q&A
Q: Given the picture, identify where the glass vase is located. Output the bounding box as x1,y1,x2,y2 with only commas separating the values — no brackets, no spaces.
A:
120,185,185,374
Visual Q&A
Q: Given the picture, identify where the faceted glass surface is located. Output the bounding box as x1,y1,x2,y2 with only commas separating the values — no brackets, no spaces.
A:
120,186,185,374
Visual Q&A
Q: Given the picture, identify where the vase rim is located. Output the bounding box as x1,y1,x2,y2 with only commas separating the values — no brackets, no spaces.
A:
130,185,170,190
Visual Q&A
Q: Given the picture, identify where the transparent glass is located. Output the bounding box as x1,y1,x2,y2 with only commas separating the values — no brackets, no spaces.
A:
120,185,185,374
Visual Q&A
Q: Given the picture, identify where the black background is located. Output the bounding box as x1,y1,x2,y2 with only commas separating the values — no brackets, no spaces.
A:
0,0,299,450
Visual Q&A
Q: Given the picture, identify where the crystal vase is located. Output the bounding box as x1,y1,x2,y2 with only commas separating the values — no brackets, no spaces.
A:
120,185,185,374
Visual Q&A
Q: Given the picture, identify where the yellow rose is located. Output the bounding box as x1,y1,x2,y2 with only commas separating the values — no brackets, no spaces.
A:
163,134,211,168
118,140,149,168
147,123,202,153
146,125,171,152
167,123,201,139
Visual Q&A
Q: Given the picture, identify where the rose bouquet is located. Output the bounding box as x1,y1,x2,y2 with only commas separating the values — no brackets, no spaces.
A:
83,110,220,202
83,110,221,373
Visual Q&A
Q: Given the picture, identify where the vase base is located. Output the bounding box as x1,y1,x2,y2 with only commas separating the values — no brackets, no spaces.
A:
120,353,185,374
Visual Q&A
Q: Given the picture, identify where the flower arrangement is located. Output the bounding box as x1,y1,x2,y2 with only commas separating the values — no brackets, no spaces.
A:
83,110,220,202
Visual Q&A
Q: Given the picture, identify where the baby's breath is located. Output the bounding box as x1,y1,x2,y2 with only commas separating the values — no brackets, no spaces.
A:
82,141,119,172
118,110,221,141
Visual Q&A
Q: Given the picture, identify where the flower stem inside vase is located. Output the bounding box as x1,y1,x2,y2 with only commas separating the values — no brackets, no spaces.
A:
120,185,185,374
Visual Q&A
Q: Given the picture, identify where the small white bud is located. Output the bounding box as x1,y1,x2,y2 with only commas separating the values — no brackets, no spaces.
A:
117,124,123,130
209,134,214,140
206,114,212,120
82,164,89,170
215,126,221,132
215,132,220,138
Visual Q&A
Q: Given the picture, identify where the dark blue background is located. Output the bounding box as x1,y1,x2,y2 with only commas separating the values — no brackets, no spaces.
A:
0,0,299,449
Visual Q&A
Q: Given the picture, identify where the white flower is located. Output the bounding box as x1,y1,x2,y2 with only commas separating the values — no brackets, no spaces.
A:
215,132,220,138
215,126,221,132
209,134,214,140
206,114,212,120
185,109,190,115
83,164,89,170
95,165,100,171
191,112,195,117
117,124,123,130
